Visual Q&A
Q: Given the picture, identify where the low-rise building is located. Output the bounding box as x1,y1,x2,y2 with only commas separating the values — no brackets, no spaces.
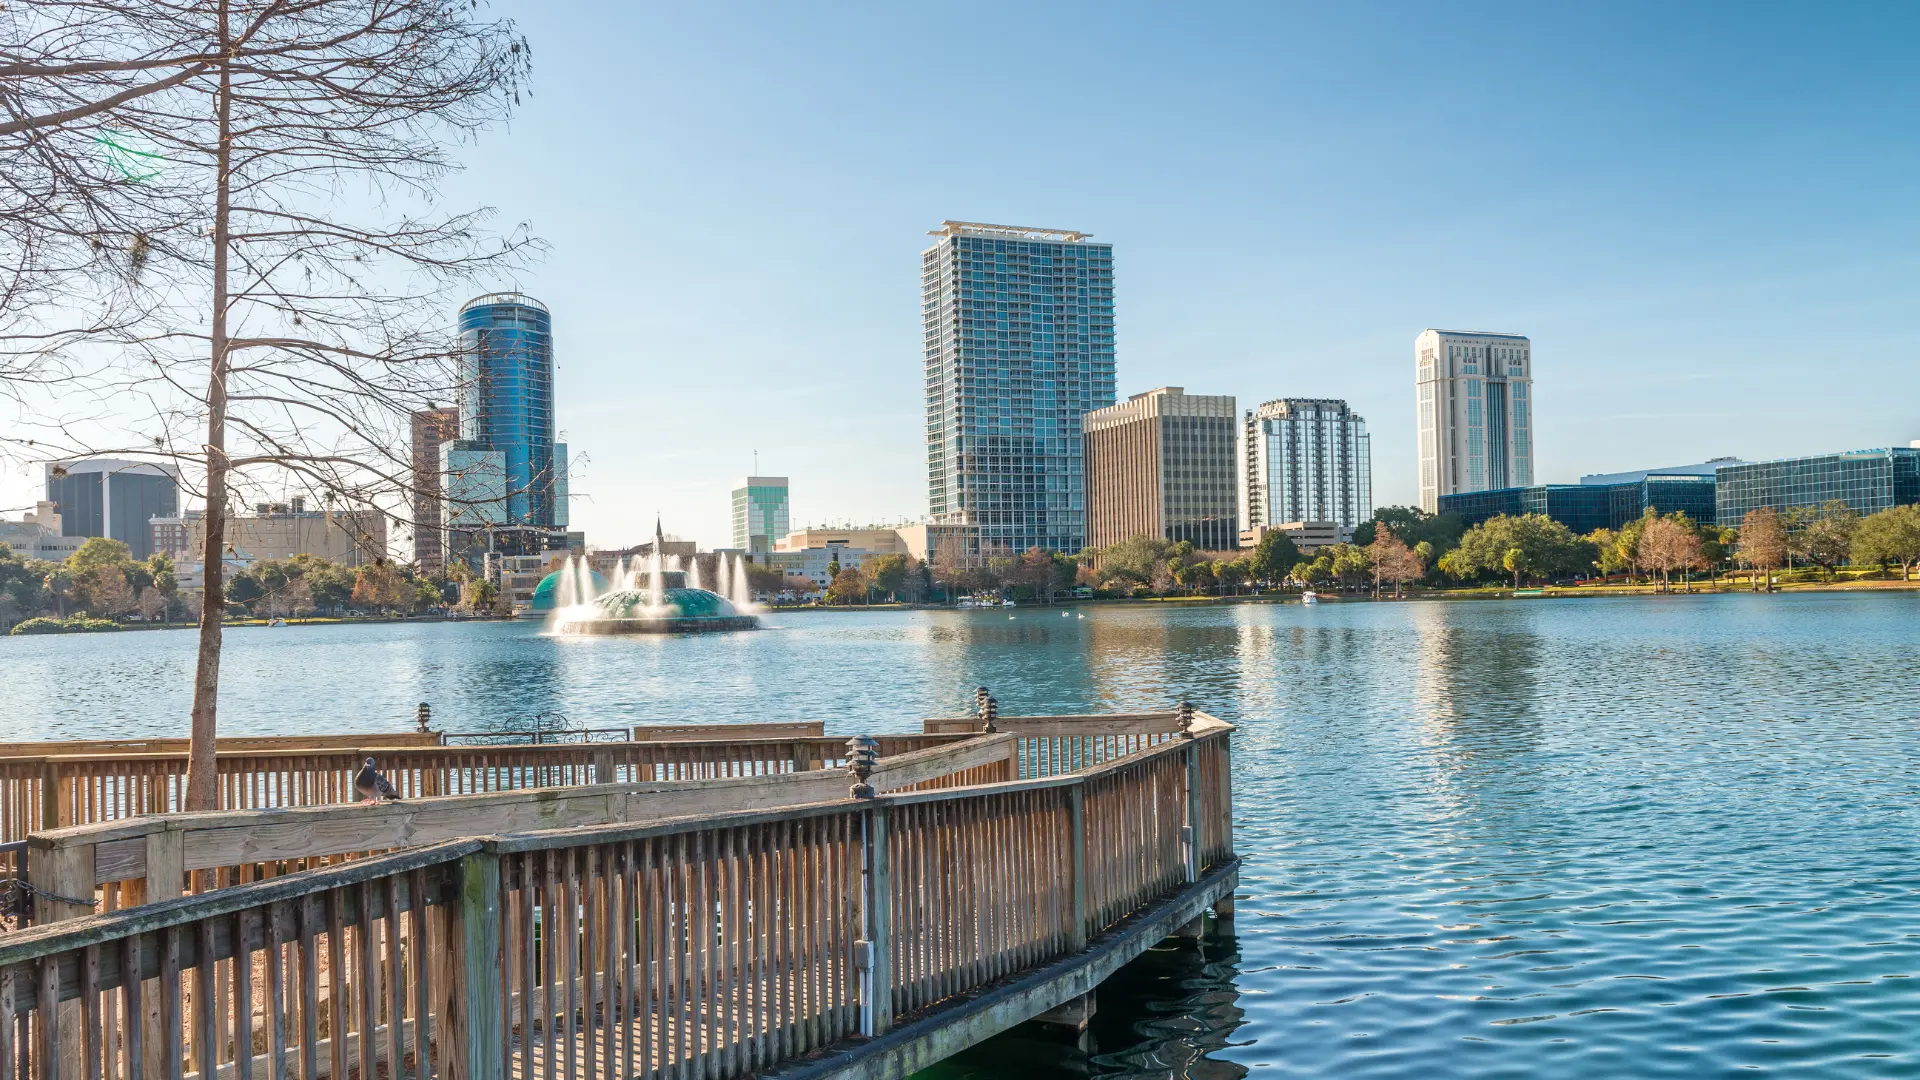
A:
0,502,87,561
763,546,874,592
151,502,389,568
1441,471,1721,534
1240,521,1344,553
1715,447,1920,523
771,523,983,567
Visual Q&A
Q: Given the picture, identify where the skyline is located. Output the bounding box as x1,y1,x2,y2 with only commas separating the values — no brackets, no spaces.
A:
6,3,1920,550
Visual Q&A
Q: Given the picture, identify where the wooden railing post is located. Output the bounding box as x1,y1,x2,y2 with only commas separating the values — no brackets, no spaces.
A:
146,828,185,902
1182,722,1200,886
38,763,60,832
1067,783,1088,952
26,834,92,1078
446,848,503,1080
865,804,894,1037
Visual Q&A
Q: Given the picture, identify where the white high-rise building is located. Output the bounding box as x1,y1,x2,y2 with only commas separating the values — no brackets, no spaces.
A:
1240,399,1372,539
1415,329,1533,512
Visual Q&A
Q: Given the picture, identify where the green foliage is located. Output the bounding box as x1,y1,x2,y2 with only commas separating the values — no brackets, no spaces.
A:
1328,543,1371,586
11,614,122,635
1352,507,1465,554
1097,536,1171,586
1790,500,1858,578
1851,504,1920,579
65,537,133,576
1248,530,1300,584
863,553,910,600
1446,513,1594,586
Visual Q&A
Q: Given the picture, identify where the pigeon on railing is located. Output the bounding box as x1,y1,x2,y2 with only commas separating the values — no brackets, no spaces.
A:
355,758,402,802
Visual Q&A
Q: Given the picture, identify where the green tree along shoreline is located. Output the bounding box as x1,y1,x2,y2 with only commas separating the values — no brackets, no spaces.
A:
14,500,1918,633
2,539,471,634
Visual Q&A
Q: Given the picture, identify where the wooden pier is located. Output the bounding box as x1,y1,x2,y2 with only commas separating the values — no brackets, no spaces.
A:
0,707,1236,1079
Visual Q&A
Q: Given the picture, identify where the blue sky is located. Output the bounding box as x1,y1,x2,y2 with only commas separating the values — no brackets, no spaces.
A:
12,3,1920,551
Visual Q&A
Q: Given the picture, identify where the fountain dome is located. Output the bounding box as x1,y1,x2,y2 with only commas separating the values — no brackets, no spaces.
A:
556,585,759,635
546,518,760,635
529,568,609,613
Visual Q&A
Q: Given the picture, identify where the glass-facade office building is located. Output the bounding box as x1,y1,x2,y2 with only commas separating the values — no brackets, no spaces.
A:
1715,448,1920,524
1241,398,1372,536
44,459,180,558
731,477,790,553
1440,474,1718,534
923,221,1116,554
458,293,562,529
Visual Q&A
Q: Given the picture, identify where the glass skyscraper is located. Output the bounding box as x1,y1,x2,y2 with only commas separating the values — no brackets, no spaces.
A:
1240,398,1372,537
457,293,563,529
922,221,1115,554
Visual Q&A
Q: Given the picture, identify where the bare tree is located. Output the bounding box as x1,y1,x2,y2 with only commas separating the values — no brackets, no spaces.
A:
1738,507,1787,592
2,0,536,808
1639,516,1704,593
1368,526,1424,599
137,584,169,621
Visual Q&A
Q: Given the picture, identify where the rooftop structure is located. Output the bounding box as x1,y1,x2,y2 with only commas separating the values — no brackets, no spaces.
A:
1580,457,1740,486
926,220,1094,242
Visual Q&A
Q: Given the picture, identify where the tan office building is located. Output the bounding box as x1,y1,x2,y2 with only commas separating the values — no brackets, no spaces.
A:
1083,387,1238,551
410,407,460,573
152,503,389,568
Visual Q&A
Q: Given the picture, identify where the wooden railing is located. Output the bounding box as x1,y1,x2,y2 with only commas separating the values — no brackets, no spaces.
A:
0,714,1235,1080
0,734,441,759
28,735,1023,910
0,735,965,844
631,721,823,742
925,711,1187,779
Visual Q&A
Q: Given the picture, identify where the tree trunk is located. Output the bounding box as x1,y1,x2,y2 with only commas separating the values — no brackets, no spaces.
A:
184,22,233,814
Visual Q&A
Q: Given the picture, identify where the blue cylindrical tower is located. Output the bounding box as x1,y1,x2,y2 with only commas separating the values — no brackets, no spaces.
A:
458,293,555,527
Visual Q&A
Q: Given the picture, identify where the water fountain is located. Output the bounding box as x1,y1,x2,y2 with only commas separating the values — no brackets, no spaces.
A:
544,520,759,635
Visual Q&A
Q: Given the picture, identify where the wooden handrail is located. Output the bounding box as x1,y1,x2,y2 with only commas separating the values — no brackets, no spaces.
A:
0,733,972,842
32,734,1024,891
0,732,441,759
631,720,824,741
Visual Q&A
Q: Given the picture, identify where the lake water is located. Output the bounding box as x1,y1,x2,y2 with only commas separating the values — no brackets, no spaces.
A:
7,593,1920,1078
